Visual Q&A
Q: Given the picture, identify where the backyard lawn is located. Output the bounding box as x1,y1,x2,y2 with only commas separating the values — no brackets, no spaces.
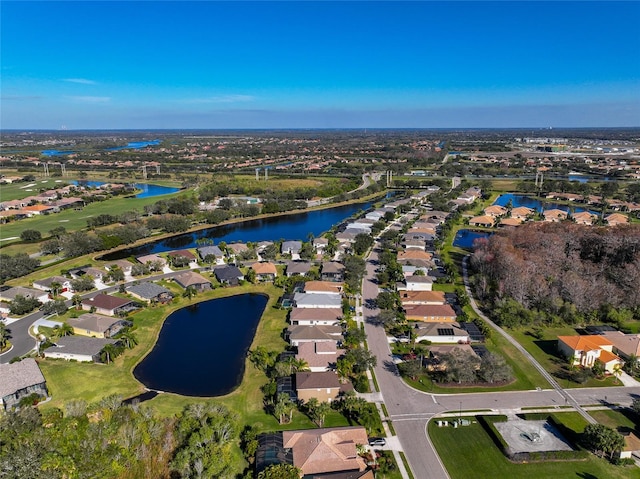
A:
510,327,622,389
429,416,640,479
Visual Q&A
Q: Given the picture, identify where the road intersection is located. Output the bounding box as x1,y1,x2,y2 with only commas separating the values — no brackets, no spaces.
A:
360,241,640,479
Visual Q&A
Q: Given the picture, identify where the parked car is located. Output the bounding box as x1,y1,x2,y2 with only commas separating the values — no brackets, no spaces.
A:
368,437,386,447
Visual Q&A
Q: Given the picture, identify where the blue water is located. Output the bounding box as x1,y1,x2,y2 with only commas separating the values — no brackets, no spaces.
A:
42,139,160,156
100,200,371,260
106,139,160,151
42,149,75,157
493,194,598,215
133,294,268,396
453,229,493,249
72,180,179,198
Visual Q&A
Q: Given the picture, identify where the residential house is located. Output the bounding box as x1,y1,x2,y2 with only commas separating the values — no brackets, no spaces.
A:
126,282,173,303
313,237,328,253
0,359,48,410
173,271,212,291
401,239,426,251
293,292,342,309
255,427,370,478
402,265,428,277
543,209,568,222
296,341,344,372
468,215,495,228
511,206,534,219
335,231,358,244
282,240,303,255
396,250,433,268
483,205,507,217
105,260,134,275
289,308,342,326
412,322,470,344
398,275,433,292
44,336,117,363
32,276,72,294
197,245,225,265
226,242,249,258
400,290,446,306
167,249,197,265
67,313,129,338
295,371,343,403
287,325,343,346
321,262,346,282
573,211,598,225
403,304,457,322
0,286,50,304
605,213,629,226
557,335,624,374
498,217,523,227
285,261,312,277
213,265,244,286
304,281,343,295
22,204,58,215
81,294,136,317
601,331,640,363
252,262,278,281
136,253,167,268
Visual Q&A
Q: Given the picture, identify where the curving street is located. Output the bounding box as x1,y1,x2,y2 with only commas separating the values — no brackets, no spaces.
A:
361,242,640,478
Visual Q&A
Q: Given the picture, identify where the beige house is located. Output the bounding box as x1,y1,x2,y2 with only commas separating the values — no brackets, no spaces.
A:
295,371,342,403
67,313,129,338
557,335,624,373
511,206,534,219
468,215,494,228
282,427,369,476
543,209,568,222
400,290,446,306
404,304,457,322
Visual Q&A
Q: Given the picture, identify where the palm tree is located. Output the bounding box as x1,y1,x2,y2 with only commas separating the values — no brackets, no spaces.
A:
71,294,82,310
613,363,623,384
284,356,309,375
55,322,74,338
49,281,62,298
182,286,197,301
101,343,118,364
118,330,138,349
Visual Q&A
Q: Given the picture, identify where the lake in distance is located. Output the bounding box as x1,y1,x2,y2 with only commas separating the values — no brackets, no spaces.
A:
133,293,268,396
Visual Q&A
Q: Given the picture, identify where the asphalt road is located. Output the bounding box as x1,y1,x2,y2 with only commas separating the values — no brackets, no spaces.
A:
361,242,640,479
0,270,189,364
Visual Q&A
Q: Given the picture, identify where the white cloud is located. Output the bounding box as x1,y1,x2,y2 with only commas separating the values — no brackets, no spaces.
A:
66,96,111,103
63,78,97,85
184,94,255,104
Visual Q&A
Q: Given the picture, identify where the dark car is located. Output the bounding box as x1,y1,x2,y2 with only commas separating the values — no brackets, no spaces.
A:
368,437,386,447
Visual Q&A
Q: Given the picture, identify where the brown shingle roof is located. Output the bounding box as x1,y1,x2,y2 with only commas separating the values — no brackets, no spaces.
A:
295,371,341,390
82,294,133,311
0,358,46,399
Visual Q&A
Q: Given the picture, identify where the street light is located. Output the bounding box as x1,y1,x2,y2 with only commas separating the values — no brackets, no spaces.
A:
459,401,462,422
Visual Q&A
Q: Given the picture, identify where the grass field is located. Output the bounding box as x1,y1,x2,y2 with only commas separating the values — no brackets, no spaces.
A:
429,416,640,479
510,327,622,389
589,408,639,435
0,188,188,242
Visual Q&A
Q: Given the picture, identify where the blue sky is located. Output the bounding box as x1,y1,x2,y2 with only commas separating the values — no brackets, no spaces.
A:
2,1,639,129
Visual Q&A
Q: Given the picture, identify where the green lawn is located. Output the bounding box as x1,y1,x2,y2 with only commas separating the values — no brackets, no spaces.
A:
510,327,622,389
0,189,188,242
39,283,288,421
429,417,640,479
590,409,639,436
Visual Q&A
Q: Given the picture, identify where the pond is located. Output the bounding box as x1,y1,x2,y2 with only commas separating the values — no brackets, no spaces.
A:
100,200,372,260
453,229,492,249
72,180,180,198
492,193,597,215
133,293,268,396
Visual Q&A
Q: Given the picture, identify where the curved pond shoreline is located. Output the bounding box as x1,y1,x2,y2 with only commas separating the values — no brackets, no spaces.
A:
98,194,381,260
133,293,269,397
